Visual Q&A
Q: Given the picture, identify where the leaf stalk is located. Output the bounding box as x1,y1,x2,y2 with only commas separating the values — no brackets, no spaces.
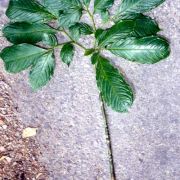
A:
85,8,97,32
61,29,87,50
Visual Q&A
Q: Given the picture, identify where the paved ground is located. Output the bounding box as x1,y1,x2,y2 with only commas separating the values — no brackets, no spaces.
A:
0,0,180,180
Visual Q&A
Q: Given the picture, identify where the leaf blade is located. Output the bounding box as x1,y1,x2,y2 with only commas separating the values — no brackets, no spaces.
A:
57,0,83,28
0,44,47,73
107,36,170,64
115,0,165,20
92,53,134,112
6,0,55,23
29,52,55,90
81,0,91,6
94,0,114,21
3,22,57,44
69,23,93,40
42,0,67,15
96,15,160,47
60,43,75,66
59,8,83,28
42,34,58,47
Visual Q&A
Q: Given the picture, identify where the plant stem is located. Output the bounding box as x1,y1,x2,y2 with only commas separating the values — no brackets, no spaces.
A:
86,8,116,179
61,29,87,50
57,28,87,50
84,8,98,48
85,8,97,31
53,41,73,48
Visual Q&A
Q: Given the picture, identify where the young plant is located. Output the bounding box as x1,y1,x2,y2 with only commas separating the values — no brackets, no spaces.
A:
0,0,170,113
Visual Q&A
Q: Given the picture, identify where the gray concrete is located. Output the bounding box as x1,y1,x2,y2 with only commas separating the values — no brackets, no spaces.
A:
106,0,180,179
0,0,180,179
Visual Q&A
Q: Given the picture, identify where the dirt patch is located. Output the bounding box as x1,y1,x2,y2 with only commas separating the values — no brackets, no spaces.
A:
0,73,48,180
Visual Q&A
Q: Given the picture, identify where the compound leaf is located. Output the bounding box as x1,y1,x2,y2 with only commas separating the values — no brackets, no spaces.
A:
29,52,55,90
0,44,47,73
107,36,170,64
60,43,75,66
6,0,56,23
3,22,57,44
92,53,134,112
0,0,171,113
115,0,165,20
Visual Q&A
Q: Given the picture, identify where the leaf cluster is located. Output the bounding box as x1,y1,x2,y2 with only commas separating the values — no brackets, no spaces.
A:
0,0,170,112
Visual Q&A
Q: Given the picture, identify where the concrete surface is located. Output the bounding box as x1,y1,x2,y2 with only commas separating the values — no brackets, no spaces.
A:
105,1,180,179
0,0,180,179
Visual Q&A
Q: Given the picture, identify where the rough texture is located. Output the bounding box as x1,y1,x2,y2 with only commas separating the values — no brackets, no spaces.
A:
0,1,111,179
0,72,48,180
0,0,180,180
106,0,180,179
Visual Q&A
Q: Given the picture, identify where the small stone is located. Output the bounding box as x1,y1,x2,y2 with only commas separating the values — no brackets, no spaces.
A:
22,127,38,138
0,119,5,125
36,173,43,179
0,146,5,152
2,124,7,129
5,156,12,163
0,156,12,163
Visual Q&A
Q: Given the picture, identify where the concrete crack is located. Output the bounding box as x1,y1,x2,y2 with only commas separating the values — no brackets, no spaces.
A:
100,95,116,180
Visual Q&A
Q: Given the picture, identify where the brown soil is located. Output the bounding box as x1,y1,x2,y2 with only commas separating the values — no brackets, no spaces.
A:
0,73,48,180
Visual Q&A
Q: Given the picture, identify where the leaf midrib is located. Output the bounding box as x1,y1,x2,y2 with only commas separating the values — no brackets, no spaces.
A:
119,0,145,15
11,6,56,19
34,53,52,72
107,48,160,51
97,59,131,101
7,50,47,63
6,29,55,35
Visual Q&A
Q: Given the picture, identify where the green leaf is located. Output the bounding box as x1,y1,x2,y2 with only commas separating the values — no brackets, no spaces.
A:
42,34,58,47
29,52,55,90
59,8,83,28
115,0,165,20
94,0,114,21
53,0,83,28
60,43,75,66
69,23,93,40
84,49,95,56
107,36,170,64
6,0,56,23
3,22,57,44
81,0,91,6
42,0,82,16
96,15,160,47
99,10,110,22
0,44,47,73
92,53,134,112
41,0,66,15
95,29,106,41
131,14,160,36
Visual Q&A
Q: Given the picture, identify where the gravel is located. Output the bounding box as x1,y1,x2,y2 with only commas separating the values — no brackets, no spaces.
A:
0,72,48,180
